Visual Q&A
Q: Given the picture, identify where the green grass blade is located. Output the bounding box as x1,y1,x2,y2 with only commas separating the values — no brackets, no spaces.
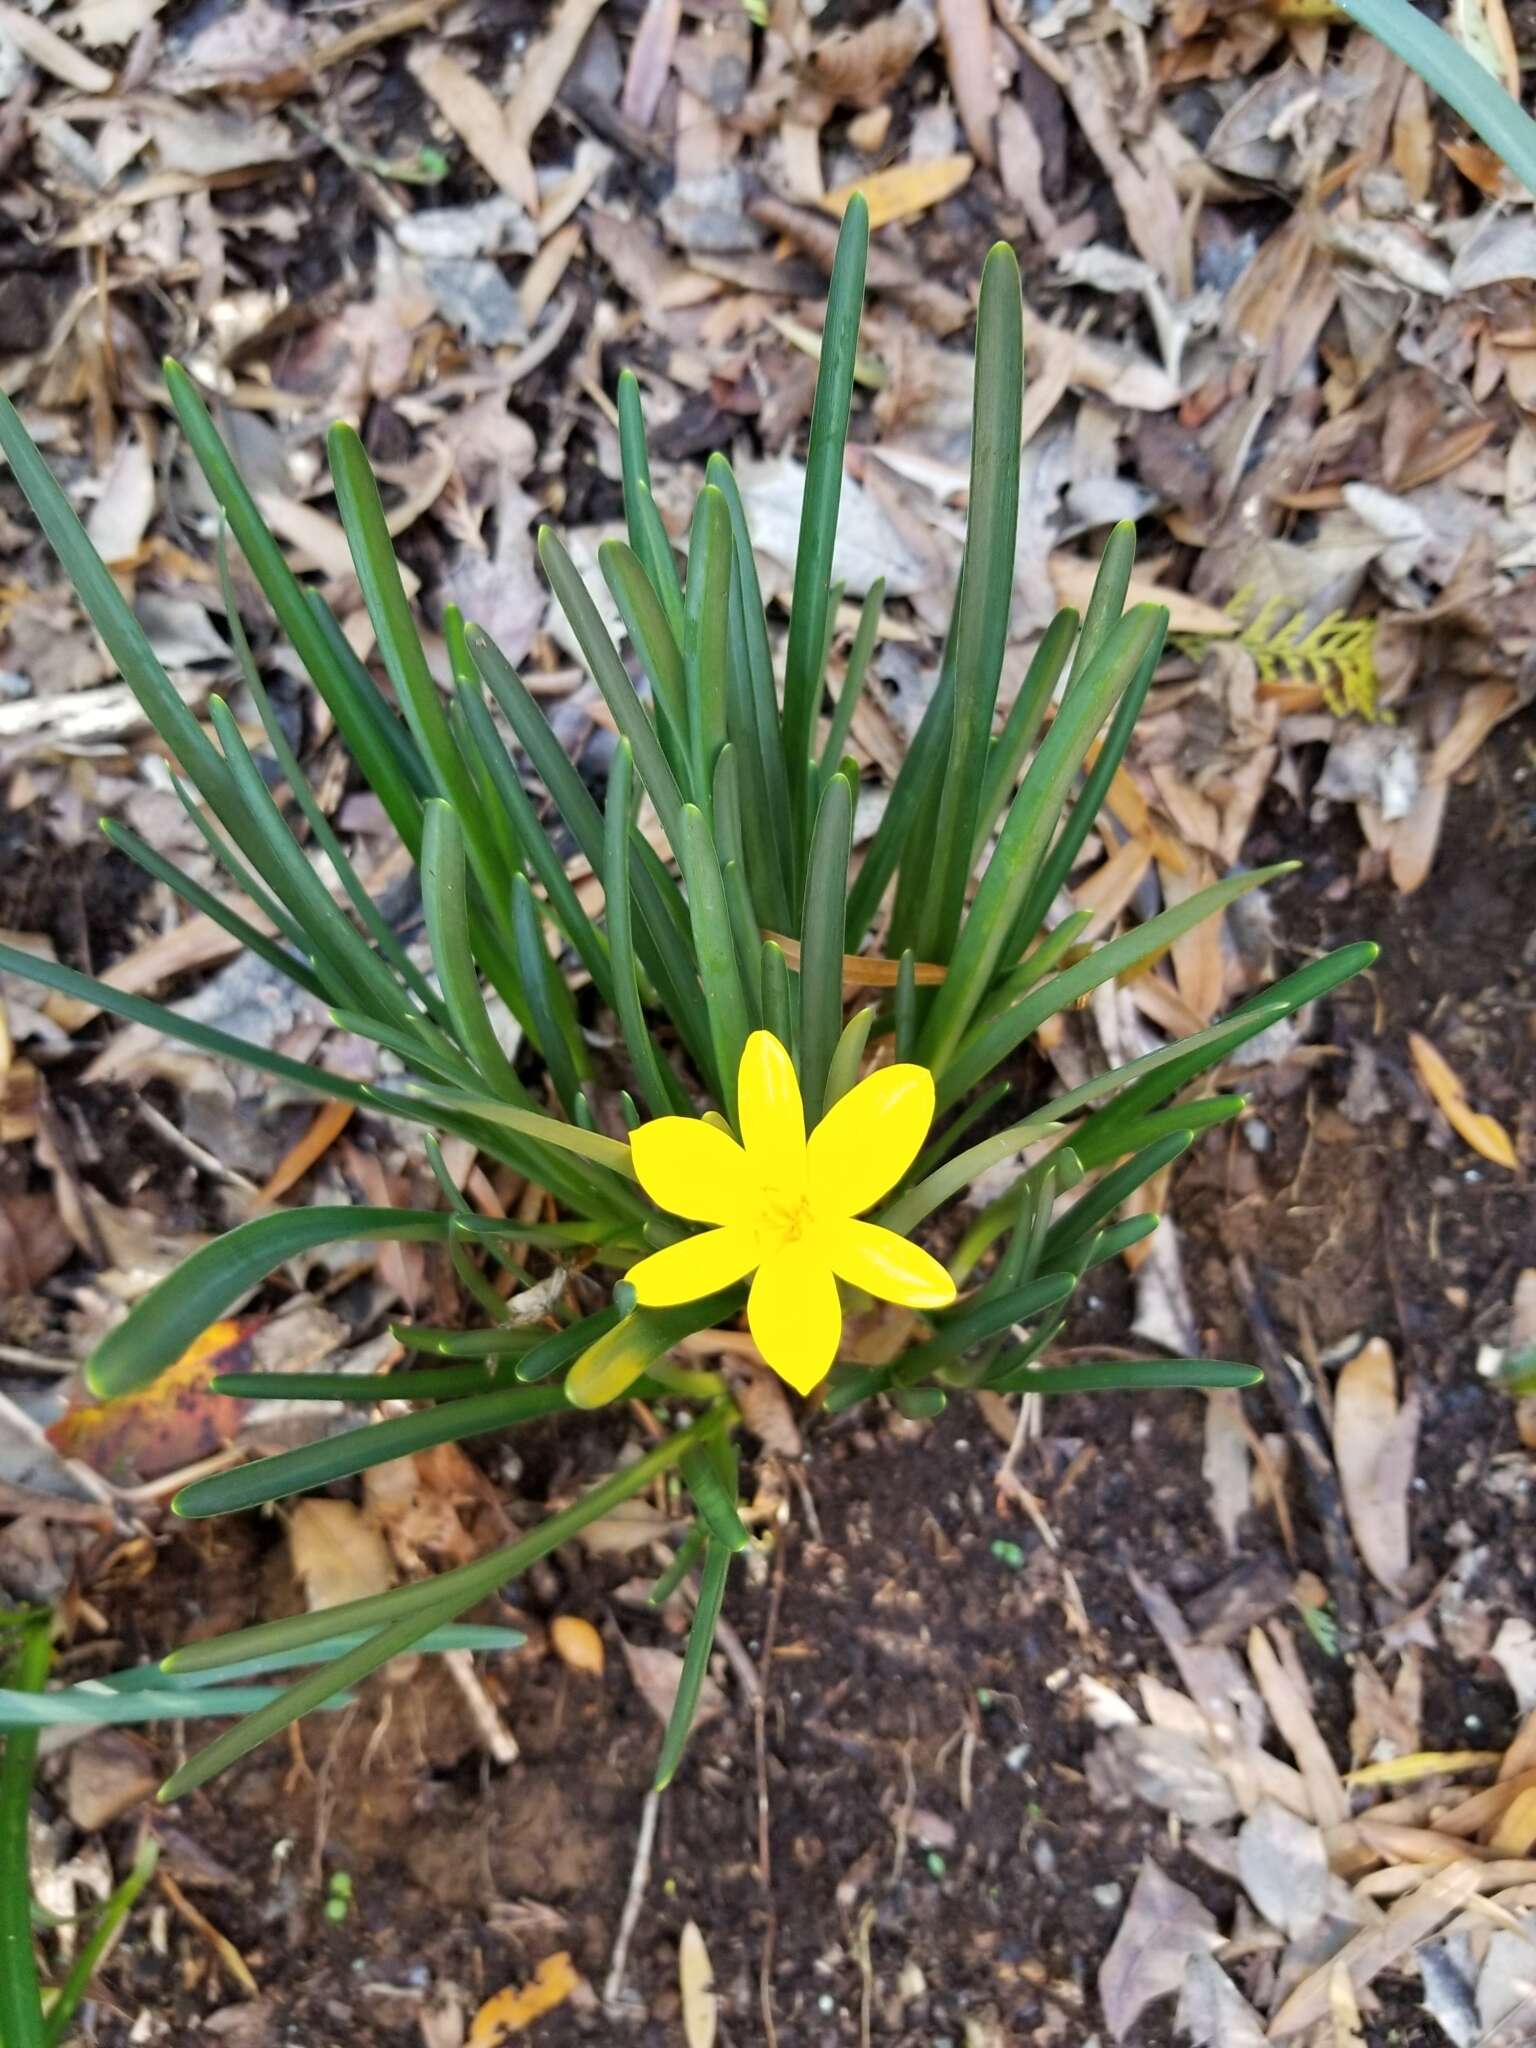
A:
162,365,427,848
168,773,322,965
824,1004,875,1114
817,578,883,793
990,1356,1260,1395
879,1118,1065,1237
847,632,955,947
605,741,687,1116
600,537,689,771
175,1382,573,1517
538,526,687,854
1040,1130,1193,1266
617,368,685,637
100,818,327,1000
1340,0,1536,194
0,386,241,818
919,605,1165,1075
648,1526,706,1607
935,856,1296,1112
1063,520,1136,696
87,1207,476,1398
712,747,764,1017
679,805,749,1115
973,609,1079,861
0,1619,48,2048
683,484,732,811
797,772,853,1116
761,939,793,1053
398,1081,639,1187
41,1839,159,2048
511,871,589,1113
679,1444,750,1553
894,950,918,1062
653,1537,731,1789
918,243,1024,964
782,194,869,834
420,796,527,1097
158,1415,724,1790
216,1362,530,1401
1007,610,1166,953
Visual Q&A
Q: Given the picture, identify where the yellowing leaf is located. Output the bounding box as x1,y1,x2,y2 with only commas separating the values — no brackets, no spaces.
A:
1343,1749,1501,1787
47,1318,250,1483
679,1920,717,2048
820,153,974,230
469,1953,578,2044
1489,1784,1536,1855
1408,1031,1518,1168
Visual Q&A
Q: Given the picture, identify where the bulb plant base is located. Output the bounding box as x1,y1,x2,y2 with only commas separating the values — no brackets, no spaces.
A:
0,198,1373,1806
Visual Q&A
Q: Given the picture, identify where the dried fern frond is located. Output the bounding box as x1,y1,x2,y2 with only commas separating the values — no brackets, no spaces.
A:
1178,588,1386,721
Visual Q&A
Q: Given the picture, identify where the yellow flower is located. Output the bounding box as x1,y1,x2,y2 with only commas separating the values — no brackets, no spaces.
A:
625,1030,956,1394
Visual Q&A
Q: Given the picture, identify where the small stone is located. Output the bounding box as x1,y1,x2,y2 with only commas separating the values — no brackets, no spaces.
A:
1092,1882,1123,1909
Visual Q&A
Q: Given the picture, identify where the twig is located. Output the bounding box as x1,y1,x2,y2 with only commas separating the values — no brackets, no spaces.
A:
1231,1254,1366,1651
603,1786,659,2018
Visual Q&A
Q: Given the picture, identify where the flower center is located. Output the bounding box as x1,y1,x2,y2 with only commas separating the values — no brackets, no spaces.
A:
760,1188,817,1250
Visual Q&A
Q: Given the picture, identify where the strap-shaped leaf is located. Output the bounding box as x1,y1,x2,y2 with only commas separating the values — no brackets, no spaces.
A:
653,1536,732,1790
0,1620,48,2048
600,537,689,779
1063,519,1136,696
920,605,1165,1074
879,1116,1065,1237
918,242,1024,965
818,578,883,794
86,1207,483,1398
176,1381,573,1517
41,1840,159,2047
713,749,765,1018
846,631,955,947
516,1307,624,1382
972,608,1078,861
511,871,590,1114
1039,1130,1193,1268
683,483,732,810
680,1442,750,1552
824,1004,875,1115
761,938,794,1053
605,741,686,1116
797,772,853,1116
679,805,749,1116
989,1356,1260,1396
648,1526,706,1607
617,367,685,638
782,194,869,826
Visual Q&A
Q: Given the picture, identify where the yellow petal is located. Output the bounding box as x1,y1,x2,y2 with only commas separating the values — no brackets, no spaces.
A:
626,1228,758,1308
747,1242,841,1395
821,1218,957,1309
737,1029,806,1186
806,1062,935,1218
629,1116,757,1225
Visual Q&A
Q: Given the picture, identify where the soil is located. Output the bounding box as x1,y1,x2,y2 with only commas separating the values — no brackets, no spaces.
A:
28,721,1527,2047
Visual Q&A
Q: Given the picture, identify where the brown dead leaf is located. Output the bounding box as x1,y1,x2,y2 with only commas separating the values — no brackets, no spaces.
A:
1408,1031,1518,1168
621,0,680,126
1332,1338,1419,1598
621,1636,725,1734
0,1192,74,1293
1098,1858,1220,2039
936,0,997,164
468,1953,578,2044
803,7,934,110
723,1358,802,1455
407,46,532,201
0,0,113,86
1269,1860,1482,2036
289,1497,395,1610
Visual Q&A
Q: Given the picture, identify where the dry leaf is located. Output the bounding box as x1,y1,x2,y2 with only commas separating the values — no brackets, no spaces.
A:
1409,1031,1518,1169
1332,1338,1420,1597
1247,1625,1350,1826
1237,1799,1329,1938
1173,1950,1267,2047
1097,1858,1220,2039
289,1497,395,1611
468,1953,578,2044
1269,1860,1482,2036
821,154,974,231
679,1921,717,2048
621,1637,724,1733
936,0,997,163
46,1319,251,1484
549,1615,605,1678
1329,1961,1366,2046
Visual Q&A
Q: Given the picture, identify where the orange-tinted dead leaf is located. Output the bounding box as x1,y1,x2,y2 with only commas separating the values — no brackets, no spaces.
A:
47,1319,253,1483
1408,1031,1518,1168
820,154,973,231
550,1614,605,1677
468,1953,578,2043
256,1098,355,1204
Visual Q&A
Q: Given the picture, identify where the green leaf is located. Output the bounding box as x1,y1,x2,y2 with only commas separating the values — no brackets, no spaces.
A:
516,1307,623,1382
782,194,869,837
973,608,1078,861
846,634,955,947
41,1839,159,2048
680,1443,750,1552
157,1414,725,1792
712,748,764,1017
648,1526,706,1607
511,871,589,1114
918,242,1024,965
421,798,530,1097
817,577,883,792
175,1382,573,1518
989,1357,1261,1396
679,805,750,1116
538,525,687,854
566,1295,740,1408
604,741,686,1116
1040,1130,1192,1267
617,368,685,639
1340,0,1536,195
653,1536,731,1789
797,771,853,1117
87,1207,478,1398
683,484,732,810
879,1117,1065,1237
215,1361,531,1401
398,1081,641,1189
1063,519,1137,696
761,938,793,1052
0,1619,48,2048
824,1004,875,1114
937,860,1301,1111
600,537,688,770
919,605,1165,1075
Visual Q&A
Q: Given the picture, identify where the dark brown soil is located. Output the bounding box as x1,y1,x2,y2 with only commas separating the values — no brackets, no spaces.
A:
39,723,1530,2046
